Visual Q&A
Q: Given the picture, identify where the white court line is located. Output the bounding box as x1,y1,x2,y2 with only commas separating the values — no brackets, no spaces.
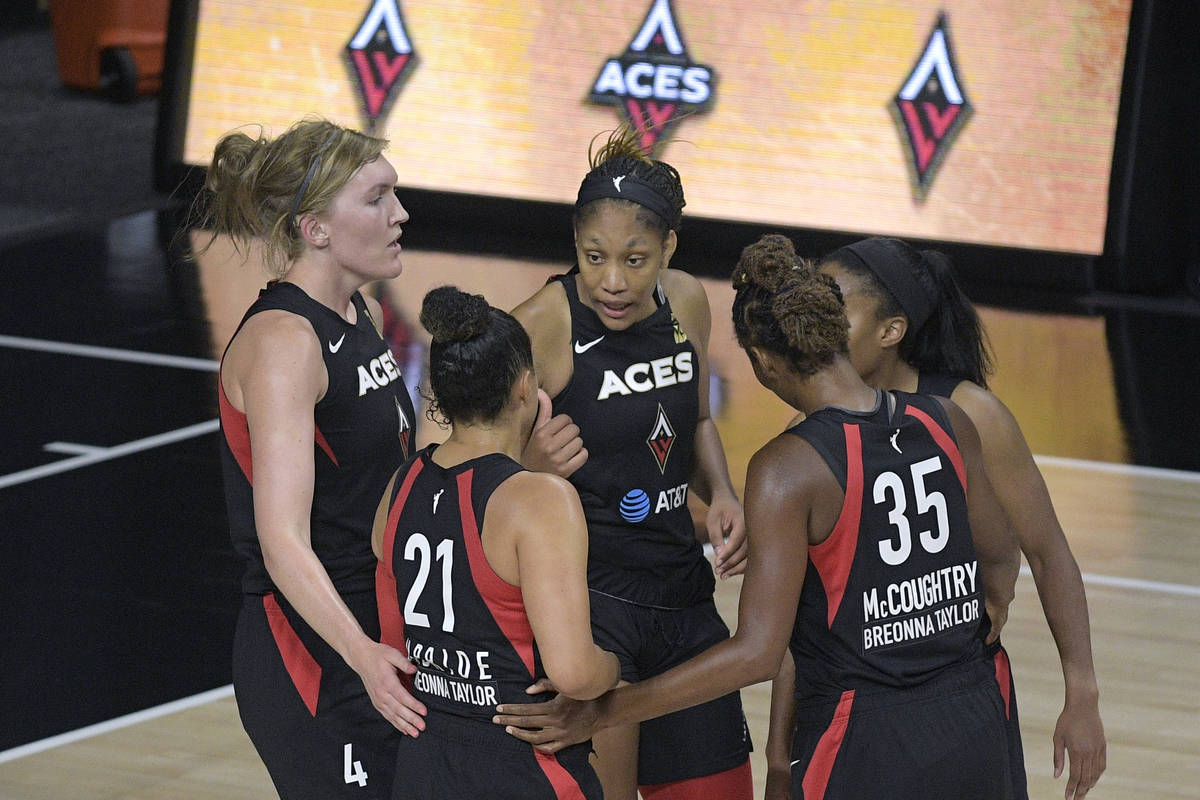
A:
43,442,108,456
0,334,218,372
1020,566,1200,598
1035,453,1200,483
0,685,235,764
3,568,1199,764
0,420,219,490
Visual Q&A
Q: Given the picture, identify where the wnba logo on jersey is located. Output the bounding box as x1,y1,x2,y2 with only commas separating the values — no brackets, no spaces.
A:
586,0,716,154
646,403,675,473
890,12,972,200
345,0,419,130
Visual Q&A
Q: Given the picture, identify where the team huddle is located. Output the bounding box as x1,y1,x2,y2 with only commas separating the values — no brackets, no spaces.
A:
200,119,1106,800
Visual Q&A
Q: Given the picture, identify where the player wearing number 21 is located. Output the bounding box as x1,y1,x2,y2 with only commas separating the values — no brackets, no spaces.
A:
372,286,620,799
498,235,1022,799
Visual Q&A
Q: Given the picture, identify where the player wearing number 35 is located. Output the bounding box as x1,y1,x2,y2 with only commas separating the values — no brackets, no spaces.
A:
372,286,620,799
501,235,1022,799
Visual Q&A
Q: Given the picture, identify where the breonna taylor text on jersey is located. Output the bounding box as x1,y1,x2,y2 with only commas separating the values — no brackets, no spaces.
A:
376,448,550,722
219,281,415,595
787,390,985,700
550,268,712,609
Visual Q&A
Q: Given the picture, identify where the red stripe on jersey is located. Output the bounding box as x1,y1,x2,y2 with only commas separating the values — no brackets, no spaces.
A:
217,377,253,483
263,592,322,716
993,647,1013,720
377,458,425,653
800,689,855,800
313,424,339,467
535,750,589,800
904,405,966,493
457,470,535,677
809,424,863,628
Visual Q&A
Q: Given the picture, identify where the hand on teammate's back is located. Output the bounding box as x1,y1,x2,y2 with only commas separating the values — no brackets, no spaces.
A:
492,678,601,753
349,638,428,737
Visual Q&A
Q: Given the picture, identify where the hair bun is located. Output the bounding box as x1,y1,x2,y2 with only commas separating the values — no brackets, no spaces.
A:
732,233,798,291
419,285,492,343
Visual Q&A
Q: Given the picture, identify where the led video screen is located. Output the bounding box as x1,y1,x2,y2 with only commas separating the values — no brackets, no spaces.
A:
167,0,1132,255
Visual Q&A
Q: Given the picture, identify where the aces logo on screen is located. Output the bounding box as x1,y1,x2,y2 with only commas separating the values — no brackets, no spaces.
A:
345,0,419,131
890,12,972,200
587,0,717,154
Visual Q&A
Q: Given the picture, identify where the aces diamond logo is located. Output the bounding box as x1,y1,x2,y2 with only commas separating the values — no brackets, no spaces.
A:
587,0,716,154
345,0,418,131
890,12,972,200
646,403,676,474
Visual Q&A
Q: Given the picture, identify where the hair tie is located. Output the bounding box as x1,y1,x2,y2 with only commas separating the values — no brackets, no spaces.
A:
834,240,934,330
576,172,675,224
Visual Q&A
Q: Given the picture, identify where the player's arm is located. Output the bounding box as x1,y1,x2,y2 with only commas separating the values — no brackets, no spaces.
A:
595,435,810,727
764,650,799,800
938,398,1020,640
236,315,425,734
511,284,587,477
665,270,747,577
953,384,1105,797
492,472,619,700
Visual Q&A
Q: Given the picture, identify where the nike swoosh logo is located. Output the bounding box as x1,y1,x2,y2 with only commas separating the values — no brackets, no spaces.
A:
328,333,346,354
574,336,605,354
790,759,801,768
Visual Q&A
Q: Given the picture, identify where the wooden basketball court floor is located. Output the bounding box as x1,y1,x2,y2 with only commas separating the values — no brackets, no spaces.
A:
1,242,1197,799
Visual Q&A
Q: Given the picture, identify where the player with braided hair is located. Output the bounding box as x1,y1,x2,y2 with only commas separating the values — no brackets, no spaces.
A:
497,129,753,800
500,233,1021,800
764,237,1106,800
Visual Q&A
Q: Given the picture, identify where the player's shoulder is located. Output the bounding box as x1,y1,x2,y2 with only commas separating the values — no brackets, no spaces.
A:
231,307,320,361
947,381,1019,432
661,268,707,306
491,470,581,515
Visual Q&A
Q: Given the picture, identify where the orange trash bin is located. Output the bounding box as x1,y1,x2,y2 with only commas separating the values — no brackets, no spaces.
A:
49,0,170,101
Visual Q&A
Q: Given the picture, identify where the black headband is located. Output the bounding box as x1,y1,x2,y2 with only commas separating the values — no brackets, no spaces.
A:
289,129,341,227
834,239,934,331
576,172,676,225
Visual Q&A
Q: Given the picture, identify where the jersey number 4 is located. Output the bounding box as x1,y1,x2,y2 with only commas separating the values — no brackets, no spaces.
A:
403,533,456,632
872,456,950,566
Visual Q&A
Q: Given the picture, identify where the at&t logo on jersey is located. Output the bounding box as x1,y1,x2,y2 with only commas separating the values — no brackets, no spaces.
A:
890,12,972,200
345,0,418,131
587,0,717,154
619,483,689,523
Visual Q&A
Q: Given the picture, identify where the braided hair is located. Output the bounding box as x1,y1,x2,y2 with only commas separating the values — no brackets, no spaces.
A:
732,234,849,376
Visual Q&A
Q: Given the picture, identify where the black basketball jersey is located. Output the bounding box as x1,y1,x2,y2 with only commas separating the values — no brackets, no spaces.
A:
377,448,555,723
220,281,416,595
917,372,965,398
787,390,985,699
550,269,712,609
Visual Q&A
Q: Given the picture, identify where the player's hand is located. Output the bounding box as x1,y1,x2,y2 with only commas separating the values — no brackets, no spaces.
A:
521,390,588,478
1054,696,1106,799
492,678,600,754
707,493,747,579
350,639,427,736
983,599,1008,644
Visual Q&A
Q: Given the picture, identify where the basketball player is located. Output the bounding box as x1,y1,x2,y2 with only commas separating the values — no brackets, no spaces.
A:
201,118,425,799
499,234,1022,799
506,128,754,799
373,286,619,798
764,237,1105,800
